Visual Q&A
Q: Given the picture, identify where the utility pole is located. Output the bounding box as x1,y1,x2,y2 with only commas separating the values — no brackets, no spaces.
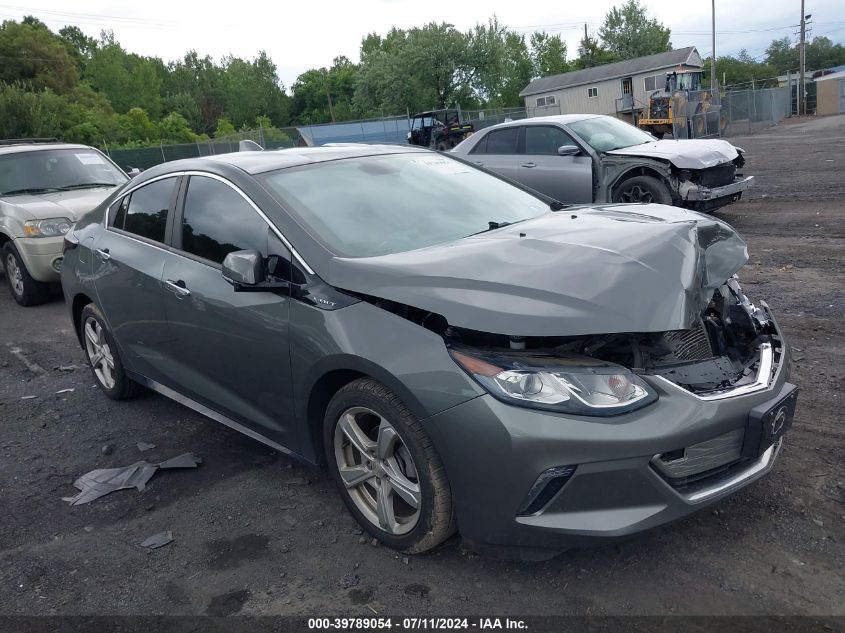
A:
584,23,590,67
711,0,717,93
799,0,806,116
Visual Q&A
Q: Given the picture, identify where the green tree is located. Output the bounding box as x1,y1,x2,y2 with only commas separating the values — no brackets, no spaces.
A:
598,0,671,60
530,32,569,77
84,31,163,118
221,51,291,128
59,25,97,74
354,23,475,114
0,83,66,138
118,107,157,142
573,32,618,69
765,37,797,73
158,112,196,143
164,51,226,134
0,19,78,92
214,117,236,138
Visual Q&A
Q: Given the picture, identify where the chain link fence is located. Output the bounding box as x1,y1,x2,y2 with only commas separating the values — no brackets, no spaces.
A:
721,87,792,136
105,127,302,172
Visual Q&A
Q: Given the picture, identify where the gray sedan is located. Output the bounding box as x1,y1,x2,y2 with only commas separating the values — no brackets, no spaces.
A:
61,144,794,557
451,114,753,211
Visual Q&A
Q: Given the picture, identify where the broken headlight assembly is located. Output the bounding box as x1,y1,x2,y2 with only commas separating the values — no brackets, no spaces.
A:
449,348,657,417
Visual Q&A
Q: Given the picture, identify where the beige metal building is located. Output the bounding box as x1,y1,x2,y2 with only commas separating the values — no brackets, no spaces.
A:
519,47,703,120
815,70,845,116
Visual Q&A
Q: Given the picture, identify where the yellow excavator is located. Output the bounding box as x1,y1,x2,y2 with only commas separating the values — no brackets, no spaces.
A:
638,69,725,139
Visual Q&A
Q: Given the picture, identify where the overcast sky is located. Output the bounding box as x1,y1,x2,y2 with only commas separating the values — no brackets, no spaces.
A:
4,0,845,88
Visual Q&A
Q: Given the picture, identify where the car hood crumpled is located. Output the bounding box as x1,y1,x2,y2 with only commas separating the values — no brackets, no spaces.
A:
3,188,118,222
325,204,748,337
606,139,739,169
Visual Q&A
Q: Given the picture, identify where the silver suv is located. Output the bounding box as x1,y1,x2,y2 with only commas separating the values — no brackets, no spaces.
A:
0,140,127,306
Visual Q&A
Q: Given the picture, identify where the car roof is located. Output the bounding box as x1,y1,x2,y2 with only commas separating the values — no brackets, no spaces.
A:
0,142,99,156
480,114,603,132
194,143,430,174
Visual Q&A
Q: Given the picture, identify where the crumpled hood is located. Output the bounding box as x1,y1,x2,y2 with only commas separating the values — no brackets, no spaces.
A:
607,139,739,169
326,204,748,337
3,188,117,222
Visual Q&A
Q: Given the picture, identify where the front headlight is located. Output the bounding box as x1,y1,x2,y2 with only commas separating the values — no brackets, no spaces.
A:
23,217,73,238
449,347,657,417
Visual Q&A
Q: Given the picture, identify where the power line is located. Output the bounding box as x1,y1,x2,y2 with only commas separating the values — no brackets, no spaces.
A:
0,3,176,26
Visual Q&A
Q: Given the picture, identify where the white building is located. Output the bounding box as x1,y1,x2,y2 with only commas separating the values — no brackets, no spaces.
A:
520,47,703,120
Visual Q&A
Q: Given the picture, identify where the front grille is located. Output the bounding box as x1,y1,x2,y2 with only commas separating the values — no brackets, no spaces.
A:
652,428,745,487
696,163,737,188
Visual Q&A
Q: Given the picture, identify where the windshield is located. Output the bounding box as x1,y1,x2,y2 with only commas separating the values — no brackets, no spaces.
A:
260,153,550,257
568,116,654,152
0,148,127,195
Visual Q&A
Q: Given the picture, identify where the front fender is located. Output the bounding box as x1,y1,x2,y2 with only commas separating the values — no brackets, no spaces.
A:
598,156,673,202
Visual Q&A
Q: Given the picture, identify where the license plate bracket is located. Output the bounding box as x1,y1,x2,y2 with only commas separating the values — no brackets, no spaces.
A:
741,384,798,458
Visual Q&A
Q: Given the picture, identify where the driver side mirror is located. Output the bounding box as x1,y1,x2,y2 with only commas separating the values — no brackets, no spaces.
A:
557,145,581,156
222,250,290,292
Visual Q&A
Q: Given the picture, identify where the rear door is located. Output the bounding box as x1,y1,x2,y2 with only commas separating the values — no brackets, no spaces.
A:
518,125,593,203
468,127,520,180
159,174,296,447
91,176,180,383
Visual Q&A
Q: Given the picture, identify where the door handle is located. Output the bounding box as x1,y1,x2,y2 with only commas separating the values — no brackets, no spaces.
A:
521,162,537,168
95,248,110,260
164,279,191,297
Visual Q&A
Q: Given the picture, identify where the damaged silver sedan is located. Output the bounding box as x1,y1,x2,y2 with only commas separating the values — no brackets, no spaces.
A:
451,114,753,212
61,144,794,558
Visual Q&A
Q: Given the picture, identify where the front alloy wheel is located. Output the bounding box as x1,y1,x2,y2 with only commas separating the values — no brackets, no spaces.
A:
334,406,421,535
324,378,455,553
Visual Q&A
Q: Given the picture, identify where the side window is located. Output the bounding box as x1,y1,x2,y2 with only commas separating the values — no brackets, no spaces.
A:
180,176,270,265
485,128,519,154
524,126,579,155
110,196,128,229
469,133,488,155
116,177,177,243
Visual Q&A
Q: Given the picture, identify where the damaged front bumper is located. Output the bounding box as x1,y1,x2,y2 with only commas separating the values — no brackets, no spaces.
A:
423,314,793,555
679,175,755,205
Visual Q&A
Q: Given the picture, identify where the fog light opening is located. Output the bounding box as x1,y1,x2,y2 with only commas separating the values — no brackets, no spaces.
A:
517,465,576,516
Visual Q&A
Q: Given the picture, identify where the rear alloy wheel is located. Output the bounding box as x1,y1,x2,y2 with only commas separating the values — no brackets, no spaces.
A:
2,242,50,306
80,303,141,400
613,175,673,205
325,379,455,553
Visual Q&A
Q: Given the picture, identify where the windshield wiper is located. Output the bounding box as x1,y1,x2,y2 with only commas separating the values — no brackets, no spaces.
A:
469,220,514,236
549,200,568,211
1,187,63,196
57,182,119,190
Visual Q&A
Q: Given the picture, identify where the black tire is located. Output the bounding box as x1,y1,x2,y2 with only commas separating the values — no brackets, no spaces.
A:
324,378,455,553
613,175,673,205
79,303,142,400
2,242,50,306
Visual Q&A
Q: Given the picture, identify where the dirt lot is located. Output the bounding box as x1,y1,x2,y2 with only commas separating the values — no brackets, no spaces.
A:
0,115,843,618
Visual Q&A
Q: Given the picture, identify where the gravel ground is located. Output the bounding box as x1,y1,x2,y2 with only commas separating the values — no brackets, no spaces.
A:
0,115,843,617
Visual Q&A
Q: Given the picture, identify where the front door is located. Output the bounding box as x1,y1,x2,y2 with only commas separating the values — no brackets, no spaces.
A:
92,176,180,383
160,174,296,447
518,125,593,203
